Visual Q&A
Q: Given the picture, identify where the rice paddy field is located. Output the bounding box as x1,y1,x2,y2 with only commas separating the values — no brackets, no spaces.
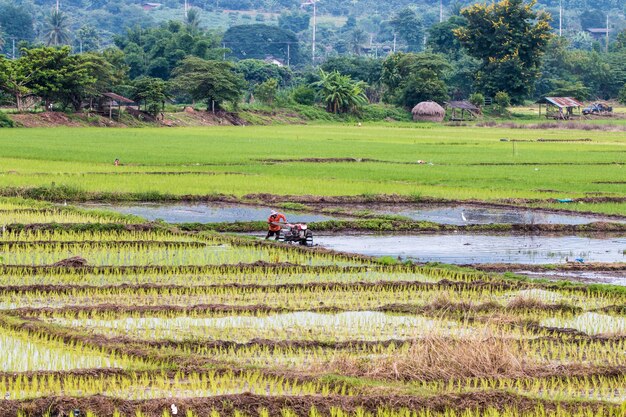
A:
0,124,623,215
0,196,624,417
0,123,625,416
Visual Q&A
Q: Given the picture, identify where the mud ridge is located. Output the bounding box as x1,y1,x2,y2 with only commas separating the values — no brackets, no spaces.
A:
12,300,583,319
470,263,626,272
2,391,616,417
0,263,373,276
0,279,519,295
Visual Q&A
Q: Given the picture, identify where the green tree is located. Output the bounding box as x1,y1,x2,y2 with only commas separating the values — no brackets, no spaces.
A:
493,91,511,114
44,10,71,47
236,59,293,87
75,25,101,53
254,78,279,105
223,24,301,65
619,85,626,105
23,47,100,111
0,2,35,45
348,28,367,55
427,16,466,59
390,8,424,53
278,11,310,33
130,77,169,117
186,8,202,33
0,56,34,111
381,52,450,107
170,56,246,112
455,0,552,103
313,69,368,113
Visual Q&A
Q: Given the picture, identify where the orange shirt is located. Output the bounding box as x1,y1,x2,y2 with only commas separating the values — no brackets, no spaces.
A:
268,213,286,231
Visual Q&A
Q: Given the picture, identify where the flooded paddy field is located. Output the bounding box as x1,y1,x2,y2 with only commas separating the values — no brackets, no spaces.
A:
80,202,346,224
314,233,626,265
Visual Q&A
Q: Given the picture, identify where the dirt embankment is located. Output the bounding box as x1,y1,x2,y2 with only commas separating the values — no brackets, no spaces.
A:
7,108,306,128
9,112,125,128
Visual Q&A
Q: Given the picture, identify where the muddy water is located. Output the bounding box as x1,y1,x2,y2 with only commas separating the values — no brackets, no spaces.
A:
81,203,342,224
315,234,626,264
340,204,625,225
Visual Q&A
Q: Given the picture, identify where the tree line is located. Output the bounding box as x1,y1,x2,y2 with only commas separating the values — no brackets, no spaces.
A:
2,0,626,116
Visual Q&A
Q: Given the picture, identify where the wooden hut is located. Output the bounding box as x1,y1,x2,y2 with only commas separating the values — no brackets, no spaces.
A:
92,93,136,120
536,97,583,120
445,100,481,121
412,101,445,122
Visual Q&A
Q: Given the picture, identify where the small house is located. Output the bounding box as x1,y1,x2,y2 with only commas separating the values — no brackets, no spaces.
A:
91,93,136,120
142,2,162,11
536,97,583,120
586,28,611,40
445,100,481,121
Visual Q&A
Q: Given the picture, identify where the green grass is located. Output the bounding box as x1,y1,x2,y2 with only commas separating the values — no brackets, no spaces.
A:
0,124,624,214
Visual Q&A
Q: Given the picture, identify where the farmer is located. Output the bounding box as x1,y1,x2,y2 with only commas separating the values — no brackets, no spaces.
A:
266,210,286,240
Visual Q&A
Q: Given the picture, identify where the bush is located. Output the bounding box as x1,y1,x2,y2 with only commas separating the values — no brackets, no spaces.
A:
0,111,14,128
619,85,626,105
291,85,316,105
493,91,511,114
469,93,485,108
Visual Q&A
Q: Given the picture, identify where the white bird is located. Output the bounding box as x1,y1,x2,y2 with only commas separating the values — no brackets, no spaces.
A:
63,200,67,206
171,404,178,415
461,211,467,222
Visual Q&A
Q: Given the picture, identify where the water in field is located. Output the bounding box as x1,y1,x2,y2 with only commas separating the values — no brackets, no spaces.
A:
518,270,626,286
81,202,341,224
336,204,626,225
314,233,626,264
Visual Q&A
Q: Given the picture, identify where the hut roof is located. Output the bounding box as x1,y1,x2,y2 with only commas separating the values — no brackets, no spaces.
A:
102,92,134,104
445,100,480,112
536,97,583,108
412,101,445,116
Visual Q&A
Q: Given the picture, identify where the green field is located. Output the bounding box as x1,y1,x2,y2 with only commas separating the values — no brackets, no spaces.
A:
1,123,625,416
0,124,624,214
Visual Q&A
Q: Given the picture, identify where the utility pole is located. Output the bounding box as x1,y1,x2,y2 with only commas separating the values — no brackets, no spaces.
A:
439,0,443,23
558,0,562,36
11,37,16,59
287,43,291,67
184,0,189,16
606,14,609,53
56,0,60,11
393,33,396,53
301,0,318,65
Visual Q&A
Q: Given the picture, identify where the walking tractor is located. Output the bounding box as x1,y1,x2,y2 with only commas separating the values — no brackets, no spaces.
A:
278,223,314,246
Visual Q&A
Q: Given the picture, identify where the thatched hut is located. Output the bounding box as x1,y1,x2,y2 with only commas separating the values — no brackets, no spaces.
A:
412,101,445,122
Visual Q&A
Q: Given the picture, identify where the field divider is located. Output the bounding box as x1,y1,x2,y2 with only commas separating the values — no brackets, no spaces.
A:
0,279,523,296
1,390,620,417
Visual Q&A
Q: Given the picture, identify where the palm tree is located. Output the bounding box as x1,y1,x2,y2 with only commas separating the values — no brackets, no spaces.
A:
313,70,368,114
186,8,201,33
44,10,71,46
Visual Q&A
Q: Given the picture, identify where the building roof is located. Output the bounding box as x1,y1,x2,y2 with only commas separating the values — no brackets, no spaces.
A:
445,100,480,111
102,92,134,104
536,97,584,108
586,28,611,34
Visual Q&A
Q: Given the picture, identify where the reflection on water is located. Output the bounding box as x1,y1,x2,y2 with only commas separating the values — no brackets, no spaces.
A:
315,234,626,265
80,203,341,224
362,205,625,226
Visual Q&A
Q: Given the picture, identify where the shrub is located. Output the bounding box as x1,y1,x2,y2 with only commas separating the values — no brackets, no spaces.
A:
619,85,626,105
469,92,484,108
493,91,511,114
0,111,14,128
291,85,316,105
